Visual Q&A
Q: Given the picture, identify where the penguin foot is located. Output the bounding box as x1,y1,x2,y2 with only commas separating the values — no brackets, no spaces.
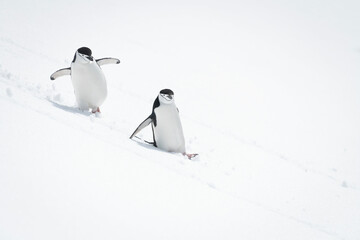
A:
183,153,199,160
92,107,101,113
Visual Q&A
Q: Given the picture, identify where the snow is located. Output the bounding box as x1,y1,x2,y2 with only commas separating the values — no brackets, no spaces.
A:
1,0,360,239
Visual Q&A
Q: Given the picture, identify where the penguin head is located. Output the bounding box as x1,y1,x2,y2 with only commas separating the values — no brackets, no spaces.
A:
73,47,94,63
158,89,174,105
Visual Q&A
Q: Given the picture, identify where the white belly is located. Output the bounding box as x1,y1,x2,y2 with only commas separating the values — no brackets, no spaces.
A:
153,105,185,153
71,62,107,110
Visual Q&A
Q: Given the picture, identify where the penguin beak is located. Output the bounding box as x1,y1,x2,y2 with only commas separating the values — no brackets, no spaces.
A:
79,53,93,62
161,94,173,101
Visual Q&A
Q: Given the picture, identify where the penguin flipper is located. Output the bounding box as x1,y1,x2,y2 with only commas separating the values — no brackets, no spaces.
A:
50,68,71,80
96,58,120,66
130,116,153,139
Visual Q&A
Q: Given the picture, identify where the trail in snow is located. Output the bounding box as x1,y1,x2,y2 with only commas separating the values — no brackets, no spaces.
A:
1,50,358,240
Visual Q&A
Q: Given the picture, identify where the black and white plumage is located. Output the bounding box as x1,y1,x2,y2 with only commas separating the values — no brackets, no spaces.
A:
50,47,120,113
130,89,197,159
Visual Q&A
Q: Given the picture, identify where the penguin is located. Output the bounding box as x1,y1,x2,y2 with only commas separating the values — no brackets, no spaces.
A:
130,89,198,159
50,47,120,113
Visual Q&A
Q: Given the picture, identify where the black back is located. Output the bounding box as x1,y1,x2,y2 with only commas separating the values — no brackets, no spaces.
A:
150,96,160,127
151,89,175,126
149,89,174,147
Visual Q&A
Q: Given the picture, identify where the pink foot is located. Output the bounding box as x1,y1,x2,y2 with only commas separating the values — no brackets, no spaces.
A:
183,153,199,160
92,107,101,113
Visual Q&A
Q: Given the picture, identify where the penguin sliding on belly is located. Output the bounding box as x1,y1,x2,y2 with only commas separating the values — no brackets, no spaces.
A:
130,89,198,159
50,47,120,113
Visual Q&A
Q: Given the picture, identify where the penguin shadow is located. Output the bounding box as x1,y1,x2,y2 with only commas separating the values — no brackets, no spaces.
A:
48,100,92,117
132,138,158,151
132,137,174,155
131,138,197,160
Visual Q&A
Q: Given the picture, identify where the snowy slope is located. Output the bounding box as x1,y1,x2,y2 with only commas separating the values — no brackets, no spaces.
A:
1,0,360,239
